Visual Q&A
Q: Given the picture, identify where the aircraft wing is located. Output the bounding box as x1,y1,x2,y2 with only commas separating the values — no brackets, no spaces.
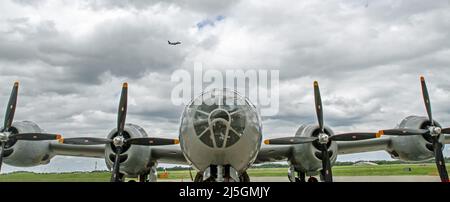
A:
150,145,189,165
50,142,189,165
50,142,105,158
336,136,391,155
254,136,392,164
337,133,450,155
49,134,450,165
255,134,450,164
254,144,292,164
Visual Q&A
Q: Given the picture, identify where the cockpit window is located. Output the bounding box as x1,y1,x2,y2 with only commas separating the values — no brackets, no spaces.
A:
190,89,250,148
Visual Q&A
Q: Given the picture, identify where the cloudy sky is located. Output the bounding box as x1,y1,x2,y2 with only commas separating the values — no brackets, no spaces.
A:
1,0,450,172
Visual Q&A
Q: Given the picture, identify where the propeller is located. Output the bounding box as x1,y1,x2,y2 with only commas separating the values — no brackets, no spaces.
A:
264,133,380,145
58,83,179,182
264,81,380,182
0,82,61,172
376,76,449,182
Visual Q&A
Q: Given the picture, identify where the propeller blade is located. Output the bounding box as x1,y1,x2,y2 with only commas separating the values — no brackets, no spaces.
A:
110,146,123,182
441,127,450,134
378,128,429,136
330,132,380,141
420,76,434,126
432,136,449,182
117,83,128,136
125,137,180,146
320,145,333,182
59,137,112,145
264,136,318,145
0,142,5,172
314,81,324,132
3,82,19,131
10,133,61,141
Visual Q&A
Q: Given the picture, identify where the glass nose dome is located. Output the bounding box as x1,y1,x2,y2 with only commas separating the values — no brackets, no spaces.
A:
189,89,251,148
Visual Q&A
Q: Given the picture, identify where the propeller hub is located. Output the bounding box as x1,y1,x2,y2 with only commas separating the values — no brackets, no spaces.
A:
429,126,442,137
318,133,329,144
112,136,125,147
0,132,10,142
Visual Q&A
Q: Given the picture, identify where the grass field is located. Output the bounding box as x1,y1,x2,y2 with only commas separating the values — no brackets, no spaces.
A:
0,163,444,182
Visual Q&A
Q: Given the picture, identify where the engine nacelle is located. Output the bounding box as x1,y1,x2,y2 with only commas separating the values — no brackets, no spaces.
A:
104,123,152,177
289,124,338,174
3,121,55,167
387,116,445,161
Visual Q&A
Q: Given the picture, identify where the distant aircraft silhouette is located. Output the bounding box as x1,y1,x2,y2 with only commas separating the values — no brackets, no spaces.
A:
168,40,181,45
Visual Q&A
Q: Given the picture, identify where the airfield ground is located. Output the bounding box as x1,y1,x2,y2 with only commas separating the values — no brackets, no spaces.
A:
0,163,445,182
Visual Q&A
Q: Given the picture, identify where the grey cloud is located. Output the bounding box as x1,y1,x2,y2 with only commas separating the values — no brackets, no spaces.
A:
84,0,240,15
11,0,46,7
214,0,450,79
0,15,190,84
2,0,450,173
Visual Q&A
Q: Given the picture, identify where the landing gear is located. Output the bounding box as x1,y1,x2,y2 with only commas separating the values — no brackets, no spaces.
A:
307,176,318,182
136,164,157,182
148,165,158,182
205,165,218,181
194,172,204,182
288,166,296,182
296,172,306,182
291,172,308,182
288,166,306,182
288,166,319,182
193,168,217,182
239,172,250,182
138,173,148,182
194,165,248,182
114,173,125,182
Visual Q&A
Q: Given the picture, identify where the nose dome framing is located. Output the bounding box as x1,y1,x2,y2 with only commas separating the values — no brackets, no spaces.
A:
190,89,248,148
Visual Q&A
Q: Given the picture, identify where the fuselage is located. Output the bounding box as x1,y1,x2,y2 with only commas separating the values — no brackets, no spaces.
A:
179,89,262,173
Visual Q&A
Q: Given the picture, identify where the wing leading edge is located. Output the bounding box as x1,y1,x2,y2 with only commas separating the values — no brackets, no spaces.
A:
50,142,105,158
49,134,449,165
50,142,189,165
255,136,393,164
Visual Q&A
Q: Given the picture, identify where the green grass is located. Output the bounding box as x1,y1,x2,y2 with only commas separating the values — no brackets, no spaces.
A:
0,171,112,182
0,164,445,182
332,164,440,176
249,164,442,177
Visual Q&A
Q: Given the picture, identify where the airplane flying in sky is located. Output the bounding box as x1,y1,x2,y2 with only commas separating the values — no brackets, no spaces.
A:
0,76,449,182
168,40,181,45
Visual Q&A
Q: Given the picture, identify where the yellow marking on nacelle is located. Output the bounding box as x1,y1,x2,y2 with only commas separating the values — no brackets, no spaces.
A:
376,130,384,138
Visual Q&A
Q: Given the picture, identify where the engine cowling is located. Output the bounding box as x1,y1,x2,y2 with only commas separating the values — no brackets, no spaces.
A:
387,115,445,161
104,123,152,177
289,124,338,174
3,121,55,167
